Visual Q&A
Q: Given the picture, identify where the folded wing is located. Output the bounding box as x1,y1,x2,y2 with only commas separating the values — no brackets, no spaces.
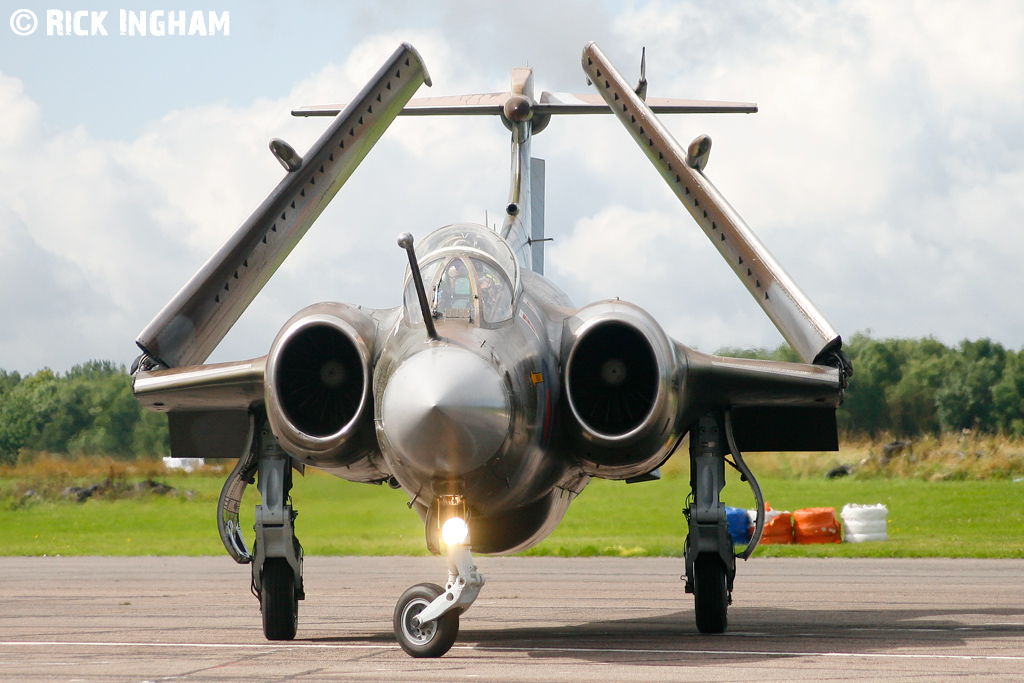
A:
581,42,843,368
136,43,431,369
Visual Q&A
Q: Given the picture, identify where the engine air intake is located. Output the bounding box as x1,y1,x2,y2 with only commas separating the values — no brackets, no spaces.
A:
276,324,364,437
568,321,658,436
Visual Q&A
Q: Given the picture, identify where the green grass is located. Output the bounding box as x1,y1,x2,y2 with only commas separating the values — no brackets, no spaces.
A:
530,473,1024,558
0,472,428,556
2,466,1022,557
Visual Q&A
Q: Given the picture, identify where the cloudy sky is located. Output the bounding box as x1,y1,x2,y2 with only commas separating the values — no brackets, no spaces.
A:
1,0,1022,374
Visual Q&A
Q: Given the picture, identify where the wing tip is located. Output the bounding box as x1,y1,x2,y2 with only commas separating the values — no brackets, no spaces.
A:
399,41,432,87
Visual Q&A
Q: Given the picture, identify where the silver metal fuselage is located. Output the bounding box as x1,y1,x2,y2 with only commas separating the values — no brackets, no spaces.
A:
132,44,848,564
373,247,583,555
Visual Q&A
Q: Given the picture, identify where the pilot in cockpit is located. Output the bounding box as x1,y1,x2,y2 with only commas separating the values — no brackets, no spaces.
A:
478,272,502,309
438,258,472,309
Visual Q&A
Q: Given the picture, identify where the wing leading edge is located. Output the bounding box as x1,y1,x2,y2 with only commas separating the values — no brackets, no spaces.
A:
581,42,847,372
135,43,431,369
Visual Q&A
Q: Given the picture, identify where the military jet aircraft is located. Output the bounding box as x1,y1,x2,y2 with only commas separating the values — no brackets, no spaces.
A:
132,42,852,658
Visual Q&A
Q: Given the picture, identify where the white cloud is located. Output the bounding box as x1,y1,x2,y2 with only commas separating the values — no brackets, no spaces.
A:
0,205,115,370
547,203,783,351
550,204,701,294
1,1,1024,374
0,31,521,371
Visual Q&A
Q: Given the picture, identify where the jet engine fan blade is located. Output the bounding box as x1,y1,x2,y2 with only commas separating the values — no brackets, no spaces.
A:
581,42,841,367
136,43,431,368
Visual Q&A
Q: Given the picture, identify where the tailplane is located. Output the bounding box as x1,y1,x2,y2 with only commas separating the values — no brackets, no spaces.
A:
291,50,757,278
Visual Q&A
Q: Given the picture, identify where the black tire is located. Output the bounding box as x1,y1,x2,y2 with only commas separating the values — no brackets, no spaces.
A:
261,558,298,641
693,554,729,634
393,583,459,658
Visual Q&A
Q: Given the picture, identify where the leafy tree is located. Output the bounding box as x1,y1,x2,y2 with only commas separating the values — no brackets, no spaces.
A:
935,339,1006,433
132,409,171,458
0,369,61,463
0,362,169,463
0,369,21,396
837,333,902,436
992,350,1024,437
722,334,1024,438
884,337,947,436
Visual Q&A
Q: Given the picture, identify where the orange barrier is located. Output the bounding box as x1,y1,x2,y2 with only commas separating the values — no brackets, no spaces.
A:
759,506,794,544
793,507,841,544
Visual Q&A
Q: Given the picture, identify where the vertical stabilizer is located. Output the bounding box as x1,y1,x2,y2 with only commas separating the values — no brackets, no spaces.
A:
530,158,546,275
499,68,535,272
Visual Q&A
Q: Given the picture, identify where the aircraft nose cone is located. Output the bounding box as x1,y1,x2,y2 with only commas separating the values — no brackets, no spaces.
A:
381,347,511,475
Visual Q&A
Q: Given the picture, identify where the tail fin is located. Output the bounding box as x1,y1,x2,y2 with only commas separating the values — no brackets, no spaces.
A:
530,157,546,275
289,49,758,290
292,52,755,280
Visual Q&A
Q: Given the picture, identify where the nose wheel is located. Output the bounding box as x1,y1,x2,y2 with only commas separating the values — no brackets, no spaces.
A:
393,583,460,657
393,507,485,657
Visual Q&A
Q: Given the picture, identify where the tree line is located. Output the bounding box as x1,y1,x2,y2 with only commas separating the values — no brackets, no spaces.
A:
721,333,1024,438
0,361,169,465
2,334,1024,464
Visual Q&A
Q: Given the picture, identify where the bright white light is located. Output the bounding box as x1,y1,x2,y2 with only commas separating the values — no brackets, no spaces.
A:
441,517,469,546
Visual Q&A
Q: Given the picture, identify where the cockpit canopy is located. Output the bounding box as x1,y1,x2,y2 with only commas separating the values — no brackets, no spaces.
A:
404,223,519,326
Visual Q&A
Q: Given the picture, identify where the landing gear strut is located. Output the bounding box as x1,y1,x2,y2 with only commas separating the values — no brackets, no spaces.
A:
683,411,765,634
394,500,485,657
215,414,306,641
252,427,304,641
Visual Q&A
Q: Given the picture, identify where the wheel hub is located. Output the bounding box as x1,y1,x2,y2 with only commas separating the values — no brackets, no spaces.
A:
401,599,436,644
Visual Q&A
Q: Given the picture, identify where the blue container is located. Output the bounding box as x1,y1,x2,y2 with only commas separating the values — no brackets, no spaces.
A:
726,506,751,545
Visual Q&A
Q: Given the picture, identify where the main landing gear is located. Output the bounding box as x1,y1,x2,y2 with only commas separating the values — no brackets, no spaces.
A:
683,411,765,634
394,502,485,657
252,432,305,641
217,418,305,642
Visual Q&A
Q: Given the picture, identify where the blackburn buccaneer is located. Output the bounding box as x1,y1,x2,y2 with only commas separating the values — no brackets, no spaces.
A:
132,42,852,657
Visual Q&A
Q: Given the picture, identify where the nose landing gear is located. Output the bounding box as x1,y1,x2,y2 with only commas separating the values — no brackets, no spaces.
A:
394,583,460,657
394,504,485,657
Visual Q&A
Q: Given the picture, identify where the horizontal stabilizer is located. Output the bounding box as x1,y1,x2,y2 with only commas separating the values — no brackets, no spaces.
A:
293,93,755,118
136,43,430,368
294,93,506,117
581,42,841,366
537,91,756,115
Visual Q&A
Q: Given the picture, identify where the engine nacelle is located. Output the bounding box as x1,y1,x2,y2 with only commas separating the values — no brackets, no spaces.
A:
561,301,684,479
265,303,382,474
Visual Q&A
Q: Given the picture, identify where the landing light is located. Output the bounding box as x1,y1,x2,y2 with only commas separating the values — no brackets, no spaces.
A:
441,516,469,546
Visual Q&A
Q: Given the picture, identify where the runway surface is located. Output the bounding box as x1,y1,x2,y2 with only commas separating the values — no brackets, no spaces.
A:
1,556,1023,682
